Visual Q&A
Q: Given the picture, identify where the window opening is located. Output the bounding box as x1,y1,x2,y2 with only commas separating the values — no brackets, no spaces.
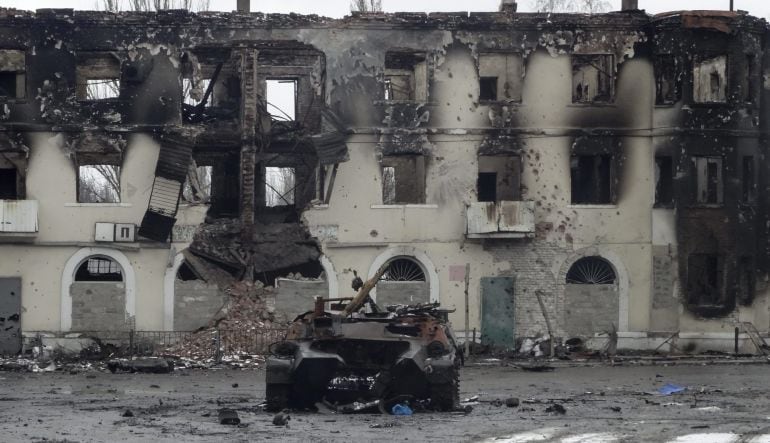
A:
78,165,121,203
265,166,295,207
693,156,722,205
478,53,523,102
0,50,25,99
0,168,17,199
693,55,727,103
182,78,212,106
266,79,297,121
570,155,612,204
380,258,426,282
566,256,616,284
654,156,674,207
479,77,498,101
742,156,756,203
380,156,425,204
477,172,497,202
654,55,681,105
687,253,721,306
75,257,123,282
182,165,212,203
384,51,427,101
477,155,520,202
572,54,614,103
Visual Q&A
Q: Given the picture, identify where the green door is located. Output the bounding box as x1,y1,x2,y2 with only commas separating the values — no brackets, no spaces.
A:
481,276,515,349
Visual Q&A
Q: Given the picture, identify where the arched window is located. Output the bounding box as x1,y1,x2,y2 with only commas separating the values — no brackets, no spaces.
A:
75,257,123,282
380,257,426,282
566,256,616,284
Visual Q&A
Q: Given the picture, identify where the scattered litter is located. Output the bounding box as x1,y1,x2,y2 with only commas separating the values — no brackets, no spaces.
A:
545,404,566,414
339,400,380,414
696,406,722,411
691,425,711,429
272,410,290,426
231,383,239,388
391,403,413,416
370,422,400,429
607,406,621,412
463,395,479,403
506,397,520,408
218,408,240,425
519,364,555,372
658,383,686,395
107,358,173,374
121,410,134,417
491,399,503,407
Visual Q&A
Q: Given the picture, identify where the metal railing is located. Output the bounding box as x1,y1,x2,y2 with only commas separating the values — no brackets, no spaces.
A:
23,328,287,362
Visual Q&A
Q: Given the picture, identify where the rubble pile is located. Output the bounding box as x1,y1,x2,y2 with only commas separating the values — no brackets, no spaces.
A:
159,281,286,366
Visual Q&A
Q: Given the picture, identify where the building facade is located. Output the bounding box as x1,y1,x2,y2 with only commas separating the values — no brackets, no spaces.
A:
0,3,768,353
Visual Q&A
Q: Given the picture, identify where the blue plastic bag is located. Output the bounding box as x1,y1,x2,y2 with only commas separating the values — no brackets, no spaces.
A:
391,403,413,416
658,383,685,395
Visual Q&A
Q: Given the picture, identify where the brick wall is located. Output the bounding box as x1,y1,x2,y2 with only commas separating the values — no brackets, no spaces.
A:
70,282,128,331
483,240,566,338
174,280,224,331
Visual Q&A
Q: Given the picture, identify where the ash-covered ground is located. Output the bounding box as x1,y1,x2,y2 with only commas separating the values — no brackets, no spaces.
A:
1,361,770,442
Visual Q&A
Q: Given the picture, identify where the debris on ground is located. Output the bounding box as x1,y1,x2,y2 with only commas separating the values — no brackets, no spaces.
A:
391,403,413,416
121,410,134,417
107,358,174,374
272,410,290,426
545,403,567,414
218,408,240,425
658,383,686,395
505,397,520,407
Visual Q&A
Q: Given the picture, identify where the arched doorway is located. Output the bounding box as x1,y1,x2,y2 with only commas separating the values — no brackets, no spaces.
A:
61,247,135,332
367,245,440,306
564,256,619,336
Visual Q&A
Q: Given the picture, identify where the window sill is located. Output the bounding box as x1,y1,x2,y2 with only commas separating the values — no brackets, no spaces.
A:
567,204,617,209
371,204,438,209
65,203,131,207
567,102,616,108
373,100,429,106
310,204,330,210
479,100,522,106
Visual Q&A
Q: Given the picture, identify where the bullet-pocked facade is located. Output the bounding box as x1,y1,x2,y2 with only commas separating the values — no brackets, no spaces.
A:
0,4,768,353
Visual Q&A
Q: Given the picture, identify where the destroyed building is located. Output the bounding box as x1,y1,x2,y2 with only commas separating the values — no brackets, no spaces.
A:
0,0,769,354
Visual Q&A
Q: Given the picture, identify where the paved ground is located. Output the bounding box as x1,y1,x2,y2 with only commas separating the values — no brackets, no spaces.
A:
1,361,770,442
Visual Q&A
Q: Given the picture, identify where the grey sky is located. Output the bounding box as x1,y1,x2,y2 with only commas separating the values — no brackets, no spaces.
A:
0,0,767,18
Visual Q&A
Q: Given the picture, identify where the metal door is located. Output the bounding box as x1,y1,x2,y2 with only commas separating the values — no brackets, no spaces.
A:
0,278,21,355
480,276,515,349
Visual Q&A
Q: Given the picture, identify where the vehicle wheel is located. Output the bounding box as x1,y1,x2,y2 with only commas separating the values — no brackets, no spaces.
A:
428,369,459,411
265,383,291,412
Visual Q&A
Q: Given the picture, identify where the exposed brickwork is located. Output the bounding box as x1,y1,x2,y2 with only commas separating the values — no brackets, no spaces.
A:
563,284,618,336
377,281,429,306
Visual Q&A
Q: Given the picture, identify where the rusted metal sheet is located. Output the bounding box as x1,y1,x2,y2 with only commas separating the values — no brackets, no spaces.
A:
466,201,497,234
0,200,38,233
467,201,534,235
498,200,535,233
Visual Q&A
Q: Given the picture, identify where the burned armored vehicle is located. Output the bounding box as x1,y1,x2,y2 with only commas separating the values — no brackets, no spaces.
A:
265,270,461,412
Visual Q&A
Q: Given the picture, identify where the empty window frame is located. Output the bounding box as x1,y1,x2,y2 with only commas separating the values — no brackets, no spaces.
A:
687,253,722,306
265,166,296,207
654,55,681,105
0,168,17,199
78,164,121,203
570,155,612,204
266,79,297,121
693,55,727,104
182,78,213,107
381,155,426,204
654,156,674,207
74,257,123,282
693,156,723,205
182,165,213,203
384,51,428,101
571,54,614,103
77,54,121,100
477,155,521,202
0,50,25,99
742,155,756,203
742,54,758,103
478,53,523,102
